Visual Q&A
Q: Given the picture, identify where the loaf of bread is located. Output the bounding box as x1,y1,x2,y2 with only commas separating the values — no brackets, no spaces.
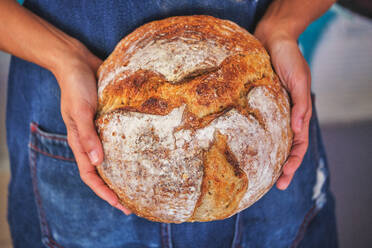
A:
95,15,293,223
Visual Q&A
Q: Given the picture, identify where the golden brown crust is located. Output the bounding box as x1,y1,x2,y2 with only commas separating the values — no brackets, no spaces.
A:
96,15,293,223
97,15,276,124
97,53,276,131
97,15,266,80
188,131,248,221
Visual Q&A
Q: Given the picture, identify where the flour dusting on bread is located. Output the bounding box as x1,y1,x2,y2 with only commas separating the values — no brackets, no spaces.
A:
96,15,292,223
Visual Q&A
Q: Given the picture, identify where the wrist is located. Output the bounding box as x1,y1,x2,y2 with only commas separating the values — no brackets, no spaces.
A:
254,20,298,54
51,38,100,84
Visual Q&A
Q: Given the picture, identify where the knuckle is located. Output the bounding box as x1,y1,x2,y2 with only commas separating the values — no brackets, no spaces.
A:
79,131,93,142
79,133,97,149
296,135,309,145
66,123,96,147
293,139,307,150
65,117,79,134
300,137,310,149
294,142,309,156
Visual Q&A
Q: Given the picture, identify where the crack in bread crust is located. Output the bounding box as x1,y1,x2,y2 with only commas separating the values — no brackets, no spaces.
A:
98,53,274,131
96,15,293,223
188,131,248,222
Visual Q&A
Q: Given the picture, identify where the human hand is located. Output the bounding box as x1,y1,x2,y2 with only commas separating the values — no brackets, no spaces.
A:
53,41,132,215
254,30,312,190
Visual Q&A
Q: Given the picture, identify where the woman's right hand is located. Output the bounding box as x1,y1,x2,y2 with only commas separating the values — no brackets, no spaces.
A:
0,0,131,215
53,41,132,215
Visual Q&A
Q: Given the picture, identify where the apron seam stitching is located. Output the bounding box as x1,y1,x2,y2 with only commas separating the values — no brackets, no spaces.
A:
231,212,241,248
29,141,65,248
167,223,173,248
290,203,321,248
160,223,169,248
31,127,68,142
29,143,75,162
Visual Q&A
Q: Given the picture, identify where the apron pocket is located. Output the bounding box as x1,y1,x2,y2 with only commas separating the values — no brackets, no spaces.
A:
28,122,162,248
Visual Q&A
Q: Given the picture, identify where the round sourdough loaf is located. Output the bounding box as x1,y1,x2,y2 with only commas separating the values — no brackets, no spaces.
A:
95,15,293,223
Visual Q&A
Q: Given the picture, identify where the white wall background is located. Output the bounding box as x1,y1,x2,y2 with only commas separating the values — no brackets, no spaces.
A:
311,8,372,123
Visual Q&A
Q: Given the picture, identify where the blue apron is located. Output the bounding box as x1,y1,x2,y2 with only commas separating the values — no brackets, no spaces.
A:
6,0,338,247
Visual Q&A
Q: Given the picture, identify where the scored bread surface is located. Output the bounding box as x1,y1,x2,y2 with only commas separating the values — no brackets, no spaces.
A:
96,15,293,223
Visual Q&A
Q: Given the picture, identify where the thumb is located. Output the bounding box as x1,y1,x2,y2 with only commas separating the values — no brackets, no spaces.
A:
73,105,104,165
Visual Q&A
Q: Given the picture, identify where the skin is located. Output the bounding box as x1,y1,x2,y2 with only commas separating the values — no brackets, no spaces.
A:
0,0,335,215
254,0,336,189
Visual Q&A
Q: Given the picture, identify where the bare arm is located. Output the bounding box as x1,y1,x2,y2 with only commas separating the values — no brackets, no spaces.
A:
255,0,335,44
0,0,90,73
254,0,336,190
0,0,131,214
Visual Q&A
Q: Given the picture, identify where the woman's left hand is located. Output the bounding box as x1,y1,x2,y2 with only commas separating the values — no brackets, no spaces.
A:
254,30,312,190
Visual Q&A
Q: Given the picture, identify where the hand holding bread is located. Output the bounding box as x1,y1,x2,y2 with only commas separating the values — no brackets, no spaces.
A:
55,41,132,215
255,19,312,191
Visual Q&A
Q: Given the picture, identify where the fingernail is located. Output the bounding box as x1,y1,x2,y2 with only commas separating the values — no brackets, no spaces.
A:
88,149,99,165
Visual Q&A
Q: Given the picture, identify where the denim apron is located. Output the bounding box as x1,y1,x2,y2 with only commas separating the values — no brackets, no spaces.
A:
6,0,338,247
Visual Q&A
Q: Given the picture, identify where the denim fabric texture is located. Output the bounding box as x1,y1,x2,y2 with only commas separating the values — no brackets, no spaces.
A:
6,0,338,247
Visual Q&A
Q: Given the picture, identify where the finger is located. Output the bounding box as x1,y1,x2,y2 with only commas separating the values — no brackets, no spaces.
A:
283,118,310,175
67,130,132,215
71,104,104,166
289,74,310,134
276,173,295,191
277,99,312,190
284,93,312,172
80,170,132,215
276,128,308,190
277,138,308,190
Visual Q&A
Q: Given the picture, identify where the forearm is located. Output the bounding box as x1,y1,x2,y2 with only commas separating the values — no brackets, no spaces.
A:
255,0,336,46
0,0,87,75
